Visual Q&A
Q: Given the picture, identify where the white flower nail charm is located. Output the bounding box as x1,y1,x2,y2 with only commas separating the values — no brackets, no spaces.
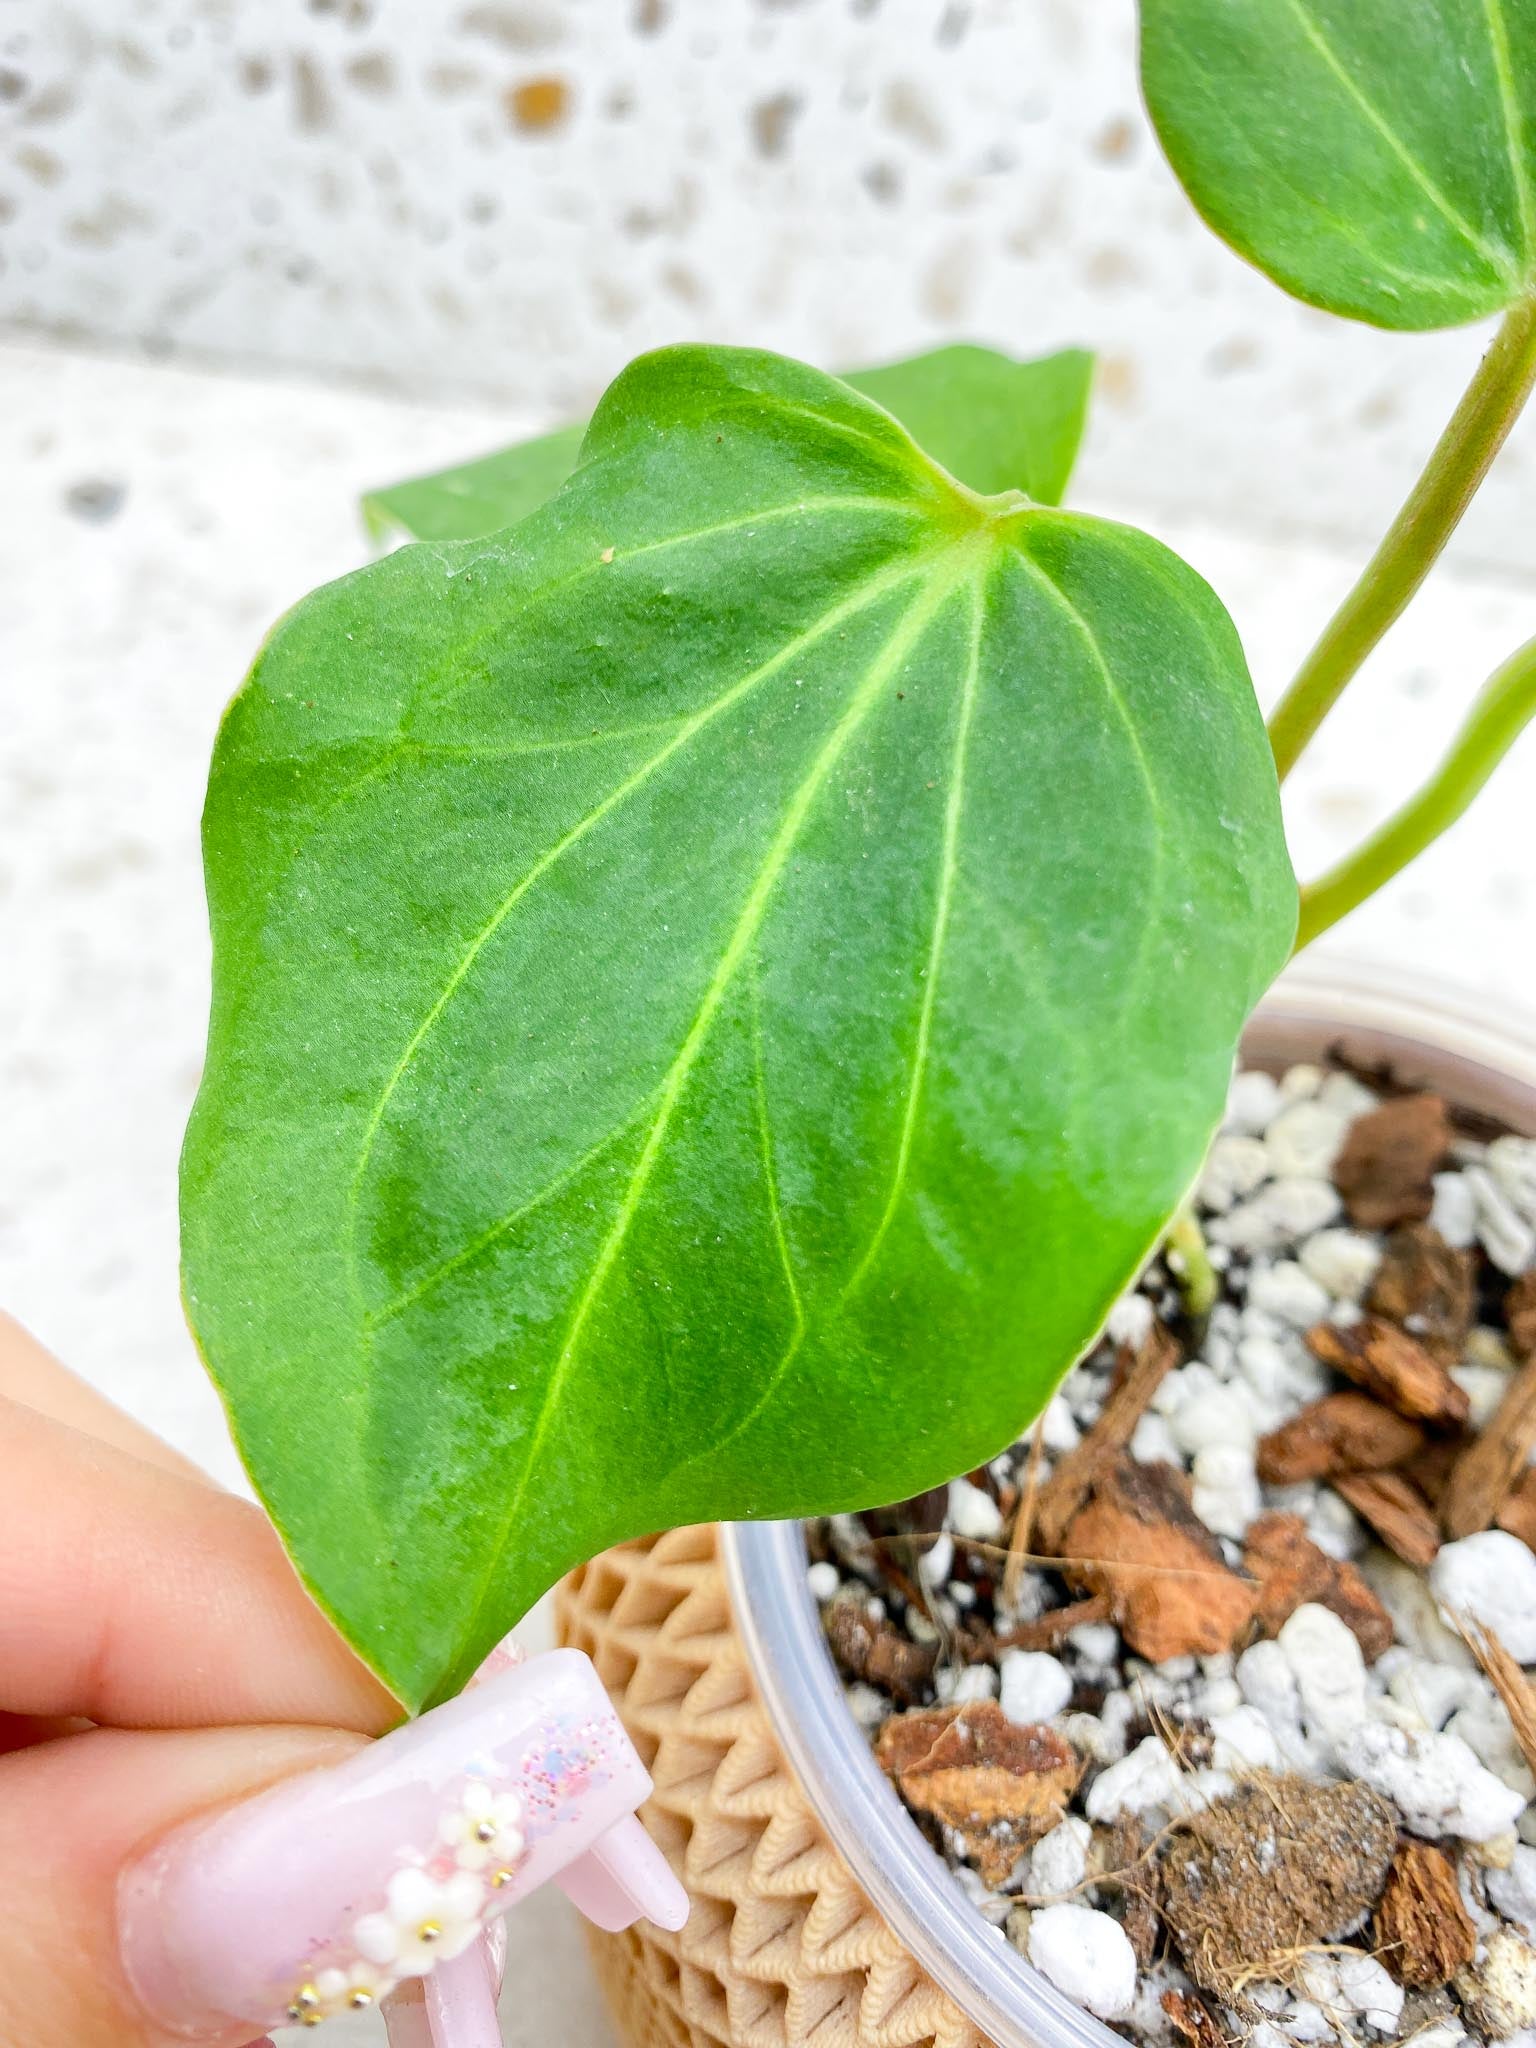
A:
353,1867,487,1977
438,1780,527,1874
310,1960,388,2013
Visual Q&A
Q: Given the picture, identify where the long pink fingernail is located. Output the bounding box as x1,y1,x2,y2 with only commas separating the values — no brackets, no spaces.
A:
118,1649,686,2036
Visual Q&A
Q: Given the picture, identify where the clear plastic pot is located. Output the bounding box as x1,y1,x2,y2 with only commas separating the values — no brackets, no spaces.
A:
720,958,1536,2048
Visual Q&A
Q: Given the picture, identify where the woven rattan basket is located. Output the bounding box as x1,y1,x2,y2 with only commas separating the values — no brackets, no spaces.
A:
555,1527,985,2048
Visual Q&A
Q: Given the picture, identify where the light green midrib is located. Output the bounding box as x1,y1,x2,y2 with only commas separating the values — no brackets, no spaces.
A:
841,574,986,1301
448,556,979,1668
348,510,1167,1478
1157,14,1518,306
750,975,806,1343
339,536,956,1308
1163,52,1499,305
680,570,990,1484
1282,0,1522,283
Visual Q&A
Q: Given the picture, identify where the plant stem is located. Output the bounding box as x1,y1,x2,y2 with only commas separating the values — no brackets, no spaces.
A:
1165,1206,1218,1320
1294,632,1536,952
1268,296,1536,783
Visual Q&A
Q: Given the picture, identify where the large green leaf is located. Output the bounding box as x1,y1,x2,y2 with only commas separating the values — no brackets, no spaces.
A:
1141,0,1536,329
183,346,1294,1711
361,343,1094,545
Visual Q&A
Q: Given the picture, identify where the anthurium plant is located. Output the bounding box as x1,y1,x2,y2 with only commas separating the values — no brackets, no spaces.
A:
180,0,1536,1714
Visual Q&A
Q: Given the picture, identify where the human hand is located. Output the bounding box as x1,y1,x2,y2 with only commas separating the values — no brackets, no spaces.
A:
0,1309,398,2047
0,1313,684,2048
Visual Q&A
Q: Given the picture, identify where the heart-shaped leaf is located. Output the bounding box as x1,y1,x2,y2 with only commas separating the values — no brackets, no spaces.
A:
1141,0,1536,329
183,346,1294,1710
362,342,1094,544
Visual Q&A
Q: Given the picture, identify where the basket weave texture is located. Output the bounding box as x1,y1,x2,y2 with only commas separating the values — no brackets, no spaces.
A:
555,1527,988,2048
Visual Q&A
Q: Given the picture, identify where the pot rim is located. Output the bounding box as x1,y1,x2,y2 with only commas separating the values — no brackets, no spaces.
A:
720,956,1536,2048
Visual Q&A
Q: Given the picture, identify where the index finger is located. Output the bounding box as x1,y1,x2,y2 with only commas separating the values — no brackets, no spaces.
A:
0,1393,398,1734
0,1313,211,1485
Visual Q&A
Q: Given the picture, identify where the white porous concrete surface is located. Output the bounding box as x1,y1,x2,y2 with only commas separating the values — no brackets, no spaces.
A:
1,333,1535,2040
4,0,1535,578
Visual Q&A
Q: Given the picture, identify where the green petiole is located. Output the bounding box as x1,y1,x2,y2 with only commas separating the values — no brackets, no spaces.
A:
1268,297,1536,785
1294,632,1536,953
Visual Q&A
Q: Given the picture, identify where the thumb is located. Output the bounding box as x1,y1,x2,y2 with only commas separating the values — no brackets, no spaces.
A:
0,1723,363,2048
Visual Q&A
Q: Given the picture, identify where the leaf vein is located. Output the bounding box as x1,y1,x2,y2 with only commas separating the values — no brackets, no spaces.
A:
1159,15,1516,305
1282,0,1520,280
454,565,963,1646
843,572,985,1299
1003,538,1169,1001
1482,0,1536,266
750,974,805,1339
366,1094,661,1327
343,546,948,1265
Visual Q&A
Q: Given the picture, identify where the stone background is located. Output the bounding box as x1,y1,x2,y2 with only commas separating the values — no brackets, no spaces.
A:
4,0,1536,571
3,4,1536,2043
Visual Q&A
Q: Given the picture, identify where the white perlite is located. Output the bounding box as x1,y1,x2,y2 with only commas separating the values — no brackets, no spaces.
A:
1279,1602,1367,1750
1192,1443,1262,1538
1464,1164,1536,1275
806,1561,840,1602
1209,1706,1283,1774
1318,1072,1380,1120
1382,1650,1478,1731
952,1863,1011,1927
1299,1227,1382,1301
1086,1735,1182,1822
947,1477,1003,1543
1039,1394,1080,1453
918,1532,954,1588
1246,1259,1333,1328
1279,1063,1324,1101
938,1664,998,1706
1336,1721,1527,1843
1489,1137,1536,1225
1200,1132,1272,1212
1264,1099,1350,1180
1225,1069,1283,1135
1210,1177,1342,1254
1106,1292,1156,1349
1432,1532,1536,1663
1236,1638,1303,1727
1301,1952,1405,2035
1447,1691,1536,1800
1028,1903,1138,2020
999,1649,1073,1725
815,1059,1536,2048
1451,1365,1510,1432
1431,1170,1480,1249
1068,1620,1121,1667
1026,1817,1092,1901
1488,1847,1536,1938
1170,1384,1258,1455
1364,1553,1479,1669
